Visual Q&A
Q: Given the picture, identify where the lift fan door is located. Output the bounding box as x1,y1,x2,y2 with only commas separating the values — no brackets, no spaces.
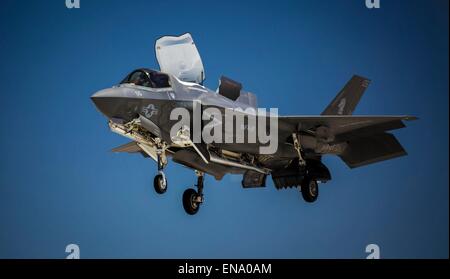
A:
155,33,205,84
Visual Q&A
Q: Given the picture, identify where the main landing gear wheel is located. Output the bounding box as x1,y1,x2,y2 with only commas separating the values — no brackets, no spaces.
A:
183,188,201,215
301,177,319,203
154,173,167,194
182,171,204,215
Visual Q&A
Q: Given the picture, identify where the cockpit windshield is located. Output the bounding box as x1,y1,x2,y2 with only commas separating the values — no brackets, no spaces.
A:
120,68,171,88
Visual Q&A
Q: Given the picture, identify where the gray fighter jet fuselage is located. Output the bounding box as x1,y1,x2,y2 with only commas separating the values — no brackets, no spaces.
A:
91,34,416,215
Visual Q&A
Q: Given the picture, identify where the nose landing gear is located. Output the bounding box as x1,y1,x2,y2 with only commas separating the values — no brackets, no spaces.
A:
154,172,167,194
153,144,168,194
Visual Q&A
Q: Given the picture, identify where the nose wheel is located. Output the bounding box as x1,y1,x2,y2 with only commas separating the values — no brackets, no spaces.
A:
153,145,168,194
154,172,167,194
182,172,204,215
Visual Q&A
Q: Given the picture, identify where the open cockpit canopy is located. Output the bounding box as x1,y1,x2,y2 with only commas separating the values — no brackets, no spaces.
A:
155,33,205,84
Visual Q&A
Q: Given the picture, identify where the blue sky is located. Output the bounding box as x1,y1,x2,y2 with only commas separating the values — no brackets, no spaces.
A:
0,0,448,258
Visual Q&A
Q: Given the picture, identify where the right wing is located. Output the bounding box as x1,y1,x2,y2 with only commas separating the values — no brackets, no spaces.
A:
111,141,157,161
111,141,142,153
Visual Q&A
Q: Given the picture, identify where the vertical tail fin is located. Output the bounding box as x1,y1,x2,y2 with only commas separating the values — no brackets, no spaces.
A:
321,75,371,115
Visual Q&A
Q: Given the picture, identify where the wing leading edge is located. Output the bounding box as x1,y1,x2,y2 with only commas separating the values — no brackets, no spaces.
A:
279,115,417,135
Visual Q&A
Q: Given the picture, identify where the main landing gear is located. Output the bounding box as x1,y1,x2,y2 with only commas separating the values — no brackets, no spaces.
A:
300,176,319,203
182,171,204,215
292,133,320,203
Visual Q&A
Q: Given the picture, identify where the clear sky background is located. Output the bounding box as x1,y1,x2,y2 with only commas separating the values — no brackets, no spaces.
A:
0,0,448,258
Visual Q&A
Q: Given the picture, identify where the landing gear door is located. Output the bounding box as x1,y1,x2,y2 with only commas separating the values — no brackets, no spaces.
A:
155,33,205,84
242,171,267,188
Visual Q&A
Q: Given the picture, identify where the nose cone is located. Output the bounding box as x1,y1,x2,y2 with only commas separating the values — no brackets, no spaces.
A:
91,88,124,118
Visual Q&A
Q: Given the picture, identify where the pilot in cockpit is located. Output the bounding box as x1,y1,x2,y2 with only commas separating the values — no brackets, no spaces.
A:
122,69,170,89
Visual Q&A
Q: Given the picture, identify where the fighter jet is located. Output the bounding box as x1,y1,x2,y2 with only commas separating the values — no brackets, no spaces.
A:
91,33,417,215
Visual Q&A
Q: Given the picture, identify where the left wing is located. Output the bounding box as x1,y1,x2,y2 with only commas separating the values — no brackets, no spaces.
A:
277,115,417,168
278,115,417,137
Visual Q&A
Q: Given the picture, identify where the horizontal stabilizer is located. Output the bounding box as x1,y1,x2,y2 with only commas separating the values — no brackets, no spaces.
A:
339,133,407,168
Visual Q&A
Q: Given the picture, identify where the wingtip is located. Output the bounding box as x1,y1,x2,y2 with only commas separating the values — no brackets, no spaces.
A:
404,116,419,121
